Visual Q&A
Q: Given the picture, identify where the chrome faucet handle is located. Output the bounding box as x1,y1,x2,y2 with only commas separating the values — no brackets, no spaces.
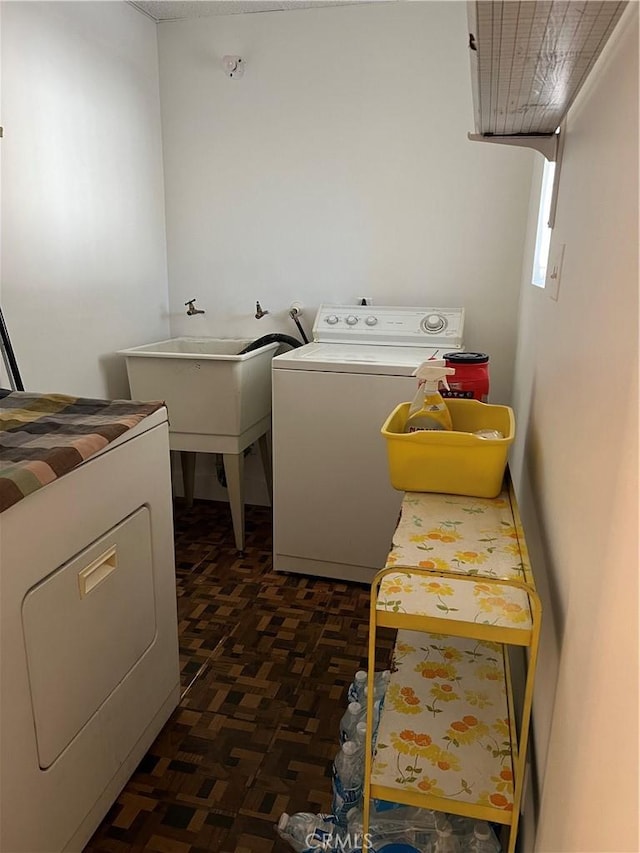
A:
185,299,205,316
255,301,269,319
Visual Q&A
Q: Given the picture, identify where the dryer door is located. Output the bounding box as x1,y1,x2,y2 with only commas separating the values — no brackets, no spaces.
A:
21,507,156,768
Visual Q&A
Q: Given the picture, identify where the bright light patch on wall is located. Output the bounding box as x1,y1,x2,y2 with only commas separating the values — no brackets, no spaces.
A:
532,158,557,288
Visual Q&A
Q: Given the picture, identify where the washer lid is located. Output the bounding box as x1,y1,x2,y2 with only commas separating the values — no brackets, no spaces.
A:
272,342,445,375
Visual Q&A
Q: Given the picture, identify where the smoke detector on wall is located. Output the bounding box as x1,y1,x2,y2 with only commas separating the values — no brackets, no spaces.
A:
222,55,244,78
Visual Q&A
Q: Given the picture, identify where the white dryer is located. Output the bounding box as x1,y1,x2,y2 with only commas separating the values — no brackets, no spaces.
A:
0,407,180,853
272,304,464,584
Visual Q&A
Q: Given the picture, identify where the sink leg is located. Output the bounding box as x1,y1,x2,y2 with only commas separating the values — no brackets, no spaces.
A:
223,452,245,552
180,451,196,508
258,432,273,506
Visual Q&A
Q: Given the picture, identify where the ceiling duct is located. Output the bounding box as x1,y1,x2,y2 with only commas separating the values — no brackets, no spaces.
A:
467,1,628,159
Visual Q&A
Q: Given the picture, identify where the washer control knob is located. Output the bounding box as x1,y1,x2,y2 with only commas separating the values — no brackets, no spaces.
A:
345,315,359,326
422,313,446,333
365,316,378,326
325,314,339,325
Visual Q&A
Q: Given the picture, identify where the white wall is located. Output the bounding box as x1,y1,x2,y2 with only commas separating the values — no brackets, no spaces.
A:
157,1,533,406
1,1,170,398
510,5,639,851
157,0,534,504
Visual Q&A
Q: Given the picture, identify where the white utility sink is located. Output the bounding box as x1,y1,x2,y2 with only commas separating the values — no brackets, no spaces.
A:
119,337,279,439
119,336,280,552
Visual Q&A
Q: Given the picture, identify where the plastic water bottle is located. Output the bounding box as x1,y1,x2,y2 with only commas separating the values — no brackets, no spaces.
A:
347,670,368,704
374,669,391,701
433,820,461,853
345,806,388,853
363,686,378,713
469,821,500,853
447,814,475,837
363,687,383,747
325,809,361,853
339,701,364,744
435,813,451,831
276,812,336,852
332,741,364,826
409,805,439,848
348,670,391,706
346,806,363,831
353,720,368,749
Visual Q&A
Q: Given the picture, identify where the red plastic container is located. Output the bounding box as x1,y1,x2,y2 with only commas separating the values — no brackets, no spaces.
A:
441,352,490,402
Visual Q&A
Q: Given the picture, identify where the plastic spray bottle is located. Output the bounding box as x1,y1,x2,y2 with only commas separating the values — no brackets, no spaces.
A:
405,361,456,432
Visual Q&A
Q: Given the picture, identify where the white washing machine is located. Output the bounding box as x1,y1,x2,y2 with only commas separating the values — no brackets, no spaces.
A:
0,407,180,852
272,304,464,584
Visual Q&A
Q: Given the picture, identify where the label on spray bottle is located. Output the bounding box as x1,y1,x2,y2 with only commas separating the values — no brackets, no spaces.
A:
405,397,452,431
404,362,455,432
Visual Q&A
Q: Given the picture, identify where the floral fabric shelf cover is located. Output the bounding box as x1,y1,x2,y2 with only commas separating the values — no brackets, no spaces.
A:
380,490,532,638
370,628,514,823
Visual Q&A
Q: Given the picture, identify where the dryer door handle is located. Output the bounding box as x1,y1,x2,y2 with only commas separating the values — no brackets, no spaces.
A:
77,546,118,598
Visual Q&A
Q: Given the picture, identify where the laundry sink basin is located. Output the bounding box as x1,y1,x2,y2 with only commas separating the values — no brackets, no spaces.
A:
119,337,280,441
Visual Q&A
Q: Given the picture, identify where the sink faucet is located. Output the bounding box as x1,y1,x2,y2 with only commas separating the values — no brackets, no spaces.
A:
185,299,205,316
254,301,269,319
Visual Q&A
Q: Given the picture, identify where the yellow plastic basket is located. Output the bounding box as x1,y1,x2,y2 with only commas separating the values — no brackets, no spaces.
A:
381,399,515,498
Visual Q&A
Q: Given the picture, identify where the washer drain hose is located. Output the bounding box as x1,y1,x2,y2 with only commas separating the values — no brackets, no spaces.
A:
239,334,303,355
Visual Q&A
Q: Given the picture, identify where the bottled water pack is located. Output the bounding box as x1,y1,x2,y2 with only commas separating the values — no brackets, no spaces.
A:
344,804,501,853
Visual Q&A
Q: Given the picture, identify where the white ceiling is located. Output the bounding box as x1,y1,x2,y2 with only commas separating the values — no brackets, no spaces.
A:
129,0,369,21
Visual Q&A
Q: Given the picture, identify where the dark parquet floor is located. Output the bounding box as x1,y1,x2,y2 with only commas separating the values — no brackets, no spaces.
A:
84,499,394,853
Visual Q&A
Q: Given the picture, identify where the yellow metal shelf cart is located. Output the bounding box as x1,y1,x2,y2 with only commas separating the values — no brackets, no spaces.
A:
363,477,541,853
